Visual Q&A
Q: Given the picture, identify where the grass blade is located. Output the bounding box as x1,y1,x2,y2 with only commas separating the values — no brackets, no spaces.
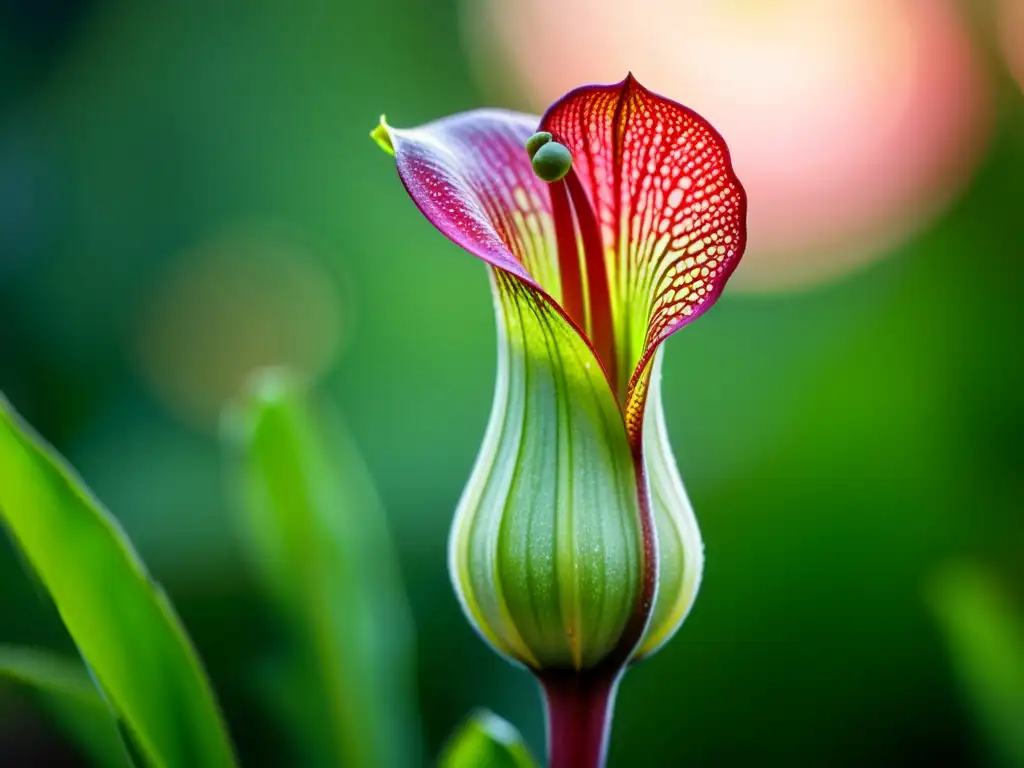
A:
930,563,1024,768
0,645,130,767
0,394,236,768
439,709,537,768
223,369,420,767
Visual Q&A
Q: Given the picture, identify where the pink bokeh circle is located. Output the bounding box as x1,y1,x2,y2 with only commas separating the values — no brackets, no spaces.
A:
462,0,992,291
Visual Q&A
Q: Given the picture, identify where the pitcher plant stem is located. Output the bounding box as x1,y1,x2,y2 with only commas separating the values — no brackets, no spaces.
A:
540,667,622,768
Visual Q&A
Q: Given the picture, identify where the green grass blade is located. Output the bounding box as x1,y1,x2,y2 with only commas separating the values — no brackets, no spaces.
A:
438,709,537,768
930,564,1024,768
223,369,420,767
0,394,237,768
0,645,131,767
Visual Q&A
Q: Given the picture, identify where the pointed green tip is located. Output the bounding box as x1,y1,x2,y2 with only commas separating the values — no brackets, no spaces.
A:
243,366,305,407
219,366,306,448
439,709,537,768
371,115,395,156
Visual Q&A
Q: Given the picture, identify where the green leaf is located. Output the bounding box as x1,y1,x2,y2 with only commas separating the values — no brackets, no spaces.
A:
223,368,420,767
438,709,537,768
0,394,237,768
930,564,1024,768
0,645,130,767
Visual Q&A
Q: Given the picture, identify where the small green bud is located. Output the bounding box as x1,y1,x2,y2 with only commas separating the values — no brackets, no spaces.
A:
531,141,572,183
524,131,553,159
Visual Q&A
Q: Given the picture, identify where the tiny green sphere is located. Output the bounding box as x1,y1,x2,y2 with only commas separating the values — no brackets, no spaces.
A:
531,141,572,183
525,131,553,159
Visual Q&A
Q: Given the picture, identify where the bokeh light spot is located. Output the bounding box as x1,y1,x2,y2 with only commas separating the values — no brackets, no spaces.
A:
134,224,345,429
462,0,993,292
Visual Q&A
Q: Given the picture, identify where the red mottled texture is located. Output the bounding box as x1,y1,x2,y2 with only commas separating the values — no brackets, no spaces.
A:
540,75,747,434
385,75,746,441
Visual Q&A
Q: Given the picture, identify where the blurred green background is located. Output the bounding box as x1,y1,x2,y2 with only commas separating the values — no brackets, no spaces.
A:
1,0,1022,765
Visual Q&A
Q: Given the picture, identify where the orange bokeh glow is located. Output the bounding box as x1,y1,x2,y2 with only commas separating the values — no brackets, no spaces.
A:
463,0,992,291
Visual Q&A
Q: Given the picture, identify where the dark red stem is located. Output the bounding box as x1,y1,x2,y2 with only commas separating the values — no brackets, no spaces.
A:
539,667,622,768
549,178,586,332
548,172,619,399
564,171,617,397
